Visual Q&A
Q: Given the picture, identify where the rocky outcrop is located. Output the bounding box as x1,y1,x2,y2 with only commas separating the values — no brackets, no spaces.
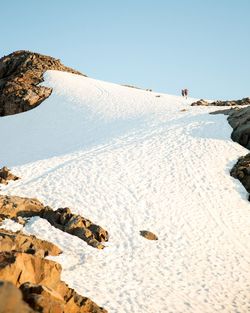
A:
0,166,19,185
0,229,61,257
0,281,35,313
0,251,107,313
41,207,109,249
0,50,84,116
226,106,250,149
20,282,108,313
140,230,158,240
0,194,108,249
0,194,44,220
191,97,250,107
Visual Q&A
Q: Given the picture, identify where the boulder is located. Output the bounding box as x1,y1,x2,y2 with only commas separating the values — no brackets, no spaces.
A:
0,229,61,257
0,280,35,313
0,50,85,116
140,230,158,240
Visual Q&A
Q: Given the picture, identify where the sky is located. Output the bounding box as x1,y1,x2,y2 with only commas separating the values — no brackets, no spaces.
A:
1,0,249,100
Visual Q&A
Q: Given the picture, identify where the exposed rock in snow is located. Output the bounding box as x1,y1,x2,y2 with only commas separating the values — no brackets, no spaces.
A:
0,251,107,313
140,230,158,240
0,166,19,185
0,50,84,116
0,195,44,219
226,105,250,149
191,97,250,107
230,153,250,194
0,229,61,257
42,207,109,249
0,195,108,249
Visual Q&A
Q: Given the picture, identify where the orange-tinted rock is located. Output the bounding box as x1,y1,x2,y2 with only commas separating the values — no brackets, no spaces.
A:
140,230,158,240
0,194,44,219
0,280,35,313
41,207,109,249
0,229,61,257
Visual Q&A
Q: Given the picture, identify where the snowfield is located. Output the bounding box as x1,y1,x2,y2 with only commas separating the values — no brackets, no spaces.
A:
1,70,250,313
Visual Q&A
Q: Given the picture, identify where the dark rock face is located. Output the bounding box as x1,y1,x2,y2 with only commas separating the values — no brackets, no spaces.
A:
227,106,250,149
230,154,250,194
0,166,20,185
191,97,250,107
0,50,84,116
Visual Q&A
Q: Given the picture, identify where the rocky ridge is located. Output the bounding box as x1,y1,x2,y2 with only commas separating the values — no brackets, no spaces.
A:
0,50,84,116
0,194,108,249
0,238,107,312
191,97,250,107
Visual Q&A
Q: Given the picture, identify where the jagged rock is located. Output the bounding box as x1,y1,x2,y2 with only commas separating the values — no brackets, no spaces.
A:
0,251,62,289
0,251,107,312
20,283,64,313
0,166,19,185
0,229,61,257
0,50,85,116
0,280,35,313
41,207,109,249
191,97,250,107
0,195,108,249
20,282,108,313
0,194,44,219
140,230,158,240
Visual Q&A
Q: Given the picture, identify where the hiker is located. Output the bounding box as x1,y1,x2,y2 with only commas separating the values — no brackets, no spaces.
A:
184,88,188,99
181,89,185,97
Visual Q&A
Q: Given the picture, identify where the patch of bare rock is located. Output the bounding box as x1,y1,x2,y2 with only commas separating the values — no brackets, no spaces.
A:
0,197,108,311
191,97,250,107
0,194,108,249
0,280,35,313
140,230,158,240
230,153,250,197
0,166,19,185
0,50,84,116
0,246,107,312
0,229,61,257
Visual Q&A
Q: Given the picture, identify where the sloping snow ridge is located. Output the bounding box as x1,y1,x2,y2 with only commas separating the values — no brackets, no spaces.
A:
1,70,250,313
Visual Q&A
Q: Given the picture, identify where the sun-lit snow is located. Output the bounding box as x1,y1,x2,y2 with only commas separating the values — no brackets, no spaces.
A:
0,70,250,313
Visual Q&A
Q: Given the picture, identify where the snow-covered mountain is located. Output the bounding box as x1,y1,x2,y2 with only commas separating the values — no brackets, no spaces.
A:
1,70,250,313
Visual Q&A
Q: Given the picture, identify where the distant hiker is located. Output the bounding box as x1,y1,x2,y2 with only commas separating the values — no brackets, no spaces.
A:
184,88,188,99
181,89,185,97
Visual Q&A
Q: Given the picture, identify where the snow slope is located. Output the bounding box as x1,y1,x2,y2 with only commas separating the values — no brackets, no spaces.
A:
1,71,250,313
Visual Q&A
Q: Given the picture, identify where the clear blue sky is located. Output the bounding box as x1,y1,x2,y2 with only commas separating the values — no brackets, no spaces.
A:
1,0,249,99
